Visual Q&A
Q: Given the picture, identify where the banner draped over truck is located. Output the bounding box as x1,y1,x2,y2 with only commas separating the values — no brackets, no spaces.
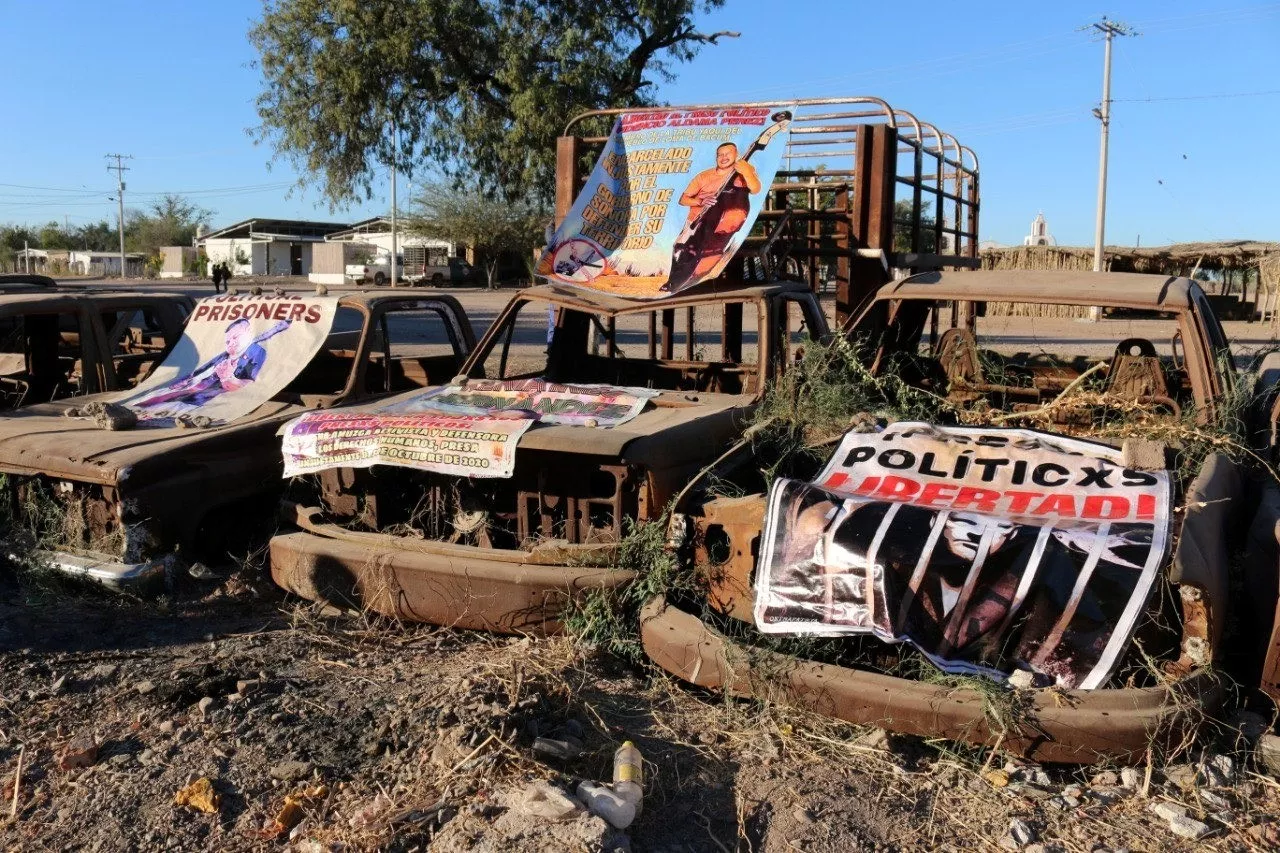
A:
754,422,1172,690
279,379,653,477
537,107,793,299
113,294,339,427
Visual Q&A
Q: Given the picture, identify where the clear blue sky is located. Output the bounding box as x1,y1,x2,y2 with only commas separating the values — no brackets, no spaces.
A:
2,0,1276,247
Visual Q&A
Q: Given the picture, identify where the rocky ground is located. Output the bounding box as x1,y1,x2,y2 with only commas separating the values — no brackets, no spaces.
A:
2,568,1280,852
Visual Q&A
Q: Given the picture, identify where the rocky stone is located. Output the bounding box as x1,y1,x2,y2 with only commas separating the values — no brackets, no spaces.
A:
1198,789,1230,810
107,752,133,768
134,680,156,695
1122,437,1165,471
1008,818,1036,846
197,696,217,716
90,663,118,680
1090,771,1119,788
1163,764,1197,791
235,678,261,695
1007,669,1036,689
1258,733,1280,777
270,760,313,782
1148,801,1186,821
158,721,175,735
516,782,583,822
792,806,814,824
854,728,893,751
1200,753,1235,786
59,734,99,770
1048,794,1080,811
1119,767,1142,789
1167,814,1211,840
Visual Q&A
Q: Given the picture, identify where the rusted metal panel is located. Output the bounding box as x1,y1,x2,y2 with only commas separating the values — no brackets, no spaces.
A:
641,595,1223,764
694,495,766,623
271,506,634,633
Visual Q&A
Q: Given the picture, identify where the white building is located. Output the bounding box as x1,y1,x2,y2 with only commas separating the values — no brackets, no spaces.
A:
314,217,465,284
198,218,349,277
1023,212,1056,247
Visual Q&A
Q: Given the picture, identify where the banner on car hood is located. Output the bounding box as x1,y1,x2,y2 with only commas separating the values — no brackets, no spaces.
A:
537,107,792,299
113,294,339,427
281,410,533,478
754,422,1172,690
383,379,654,426
279,379,653,477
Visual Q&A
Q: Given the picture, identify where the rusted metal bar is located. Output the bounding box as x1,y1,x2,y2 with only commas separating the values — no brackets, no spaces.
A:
555,136,581,228
661,308,674,359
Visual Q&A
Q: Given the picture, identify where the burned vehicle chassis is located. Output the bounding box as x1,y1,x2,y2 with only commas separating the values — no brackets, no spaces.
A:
641,271,1275,764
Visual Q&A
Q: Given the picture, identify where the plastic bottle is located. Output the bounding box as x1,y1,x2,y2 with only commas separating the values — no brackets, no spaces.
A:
612,741,643,820
576,780,635,829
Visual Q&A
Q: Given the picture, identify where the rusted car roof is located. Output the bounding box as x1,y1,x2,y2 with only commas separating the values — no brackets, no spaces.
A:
521,280,812,315
879,270,1198,310
0,290,192,311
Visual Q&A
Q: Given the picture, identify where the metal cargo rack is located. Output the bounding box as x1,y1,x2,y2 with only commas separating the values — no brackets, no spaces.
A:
559,97,979,324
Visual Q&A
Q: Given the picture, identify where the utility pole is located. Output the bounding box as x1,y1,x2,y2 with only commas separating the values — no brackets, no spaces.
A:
390,120,399,287
1087,18,1136,273
105,153,132,279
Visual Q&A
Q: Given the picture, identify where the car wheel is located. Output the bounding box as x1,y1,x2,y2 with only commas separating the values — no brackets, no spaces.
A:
432,273,445,287
374,272,387,286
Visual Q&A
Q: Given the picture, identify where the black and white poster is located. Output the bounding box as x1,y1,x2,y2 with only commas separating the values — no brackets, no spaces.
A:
753,422,1172,689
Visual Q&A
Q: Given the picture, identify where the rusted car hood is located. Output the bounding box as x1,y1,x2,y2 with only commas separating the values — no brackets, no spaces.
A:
516,391,754,465
0,397,310,484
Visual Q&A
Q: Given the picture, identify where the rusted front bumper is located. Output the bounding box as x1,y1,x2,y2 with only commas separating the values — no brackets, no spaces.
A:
269,503,635,634
641,595,1224,764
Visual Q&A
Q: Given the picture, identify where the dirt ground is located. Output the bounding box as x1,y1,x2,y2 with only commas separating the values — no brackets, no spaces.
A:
2,571,1279,853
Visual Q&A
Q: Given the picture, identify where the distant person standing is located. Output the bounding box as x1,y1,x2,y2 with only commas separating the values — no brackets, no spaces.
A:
211,261,224,292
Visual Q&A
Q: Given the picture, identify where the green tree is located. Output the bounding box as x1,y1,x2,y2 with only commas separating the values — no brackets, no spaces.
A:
125,194,213,258
249,0,734,206
892,198,937,254
75,220,117,252
405,183,547,290
38,222,74,251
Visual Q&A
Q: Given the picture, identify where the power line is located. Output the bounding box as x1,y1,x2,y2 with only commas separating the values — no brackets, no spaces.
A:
1112,89,1280,103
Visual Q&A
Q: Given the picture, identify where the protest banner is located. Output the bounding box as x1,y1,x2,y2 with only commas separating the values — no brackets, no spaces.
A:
281,410,532,478
279,379,652,477
537,107,792,299
754,422,1172,689
114,294,339,426
386,379,653,426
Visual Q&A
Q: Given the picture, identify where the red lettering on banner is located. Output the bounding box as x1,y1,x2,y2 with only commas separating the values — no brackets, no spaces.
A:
288,303,306,322
952,486,1001,513
193,304,210,320
209,305,225,321
1032,494,1077,516
273,303,289,321
873,476,921,500
1082,495,1131,519
305,306,321,323
1004,490,1044,513
917,483,958,508
822,472,850,490
1137,494,1156,520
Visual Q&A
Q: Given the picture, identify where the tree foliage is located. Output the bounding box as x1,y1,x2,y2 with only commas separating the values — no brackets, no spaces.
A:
125,194,213,257
249,0,732,206
405,182,547,289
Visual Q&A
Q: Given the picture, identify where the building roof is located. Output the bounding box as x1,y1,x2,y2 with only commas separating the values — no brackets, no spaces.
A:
200,218,350,243
881,270,1198,311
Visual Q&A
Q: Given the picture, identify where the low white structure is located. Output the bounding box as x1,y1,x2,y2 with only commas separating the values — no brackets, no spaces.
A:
317,217,465,283
199,218,349,277
67,251,145,277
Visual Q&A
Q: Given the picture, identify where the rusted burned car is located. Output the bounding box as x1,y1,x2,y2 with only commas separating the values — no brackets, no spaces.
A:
0,291,474,588
642,270,1279,763
0,288,193,409
269,281,829,632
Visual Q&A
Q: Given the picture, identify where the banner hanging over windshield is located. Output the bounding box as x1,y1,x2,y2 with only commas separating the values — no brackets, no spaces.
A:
753,422,1172,690
538,107,792,299
113,294,338,427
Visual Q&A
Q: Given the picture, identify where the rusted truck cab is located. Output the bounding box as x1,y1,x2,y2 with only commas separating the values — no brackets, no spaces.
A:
643,270,1280,763
0,289,192,410
0,292,473,588
270,281,829,631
